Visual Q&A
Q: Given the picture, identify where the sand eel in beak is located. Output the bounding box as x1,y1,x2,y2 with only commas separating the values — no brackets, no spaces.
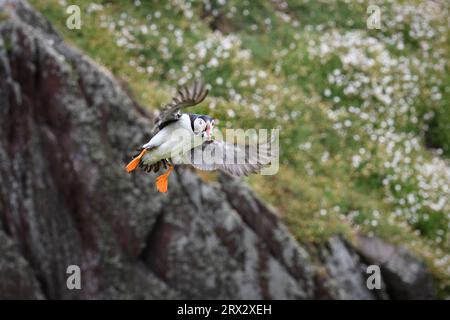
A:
125,80,275,193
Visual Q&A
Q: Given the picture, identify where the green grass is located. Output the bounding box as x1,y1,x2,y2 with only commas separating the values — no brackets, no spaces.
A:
29,0,450,297
0,11,9,22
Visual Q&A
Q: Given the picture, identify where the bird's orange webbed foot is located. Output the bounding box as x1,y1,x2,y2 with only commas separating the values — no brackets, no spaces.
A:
126,149,147,173
155,165,174,193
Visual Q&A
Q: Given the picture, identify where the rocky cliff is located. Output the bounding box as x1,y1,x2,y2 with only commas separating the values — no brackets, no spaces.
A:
0,0,436,299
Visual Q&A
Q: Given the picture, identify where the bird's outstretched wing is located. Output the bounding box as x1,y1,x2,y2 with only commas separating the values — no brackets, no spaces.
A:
153,80,209,132
181,136,276,176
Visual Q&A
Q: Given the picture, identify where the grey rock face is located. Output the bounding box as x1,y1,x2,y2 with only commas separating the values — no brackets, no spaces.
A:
0,232,44,299
318,237,377,300
355,236,436,299
0,0,437,300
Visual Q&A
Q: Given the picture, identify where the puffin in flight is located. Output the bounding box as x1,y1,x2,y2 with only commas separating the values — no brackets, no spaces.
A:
125,80,273,193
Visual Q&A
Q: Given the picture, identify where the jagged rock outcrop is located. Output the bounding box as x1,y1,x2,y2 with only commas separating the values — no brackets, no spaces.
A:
0,0,436,300
355,236,435,299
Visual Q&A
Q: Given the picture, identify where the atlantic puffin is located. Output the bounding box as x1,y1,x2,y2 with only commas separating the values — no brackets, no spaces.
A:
125,80,273,193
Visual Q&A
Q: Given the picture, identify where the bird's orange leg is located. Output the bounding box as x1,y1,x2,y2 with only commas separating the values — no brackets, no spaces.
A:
155,164,174,193
125,149,147,173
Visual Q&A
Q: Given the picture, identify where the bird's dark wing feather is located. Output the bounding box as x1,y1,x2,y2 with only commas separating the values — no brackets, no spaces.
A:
153,80,209,133
183,137,275,176
139,158,170,173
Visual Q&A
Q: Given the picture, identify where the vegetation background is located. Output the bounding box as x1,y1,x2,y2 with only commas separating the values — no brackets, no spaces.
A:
29,0,449,296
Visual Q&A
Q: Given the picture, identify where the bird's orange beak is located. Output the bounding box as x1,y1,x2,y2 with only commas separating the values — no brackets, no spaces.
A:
205,122,213,140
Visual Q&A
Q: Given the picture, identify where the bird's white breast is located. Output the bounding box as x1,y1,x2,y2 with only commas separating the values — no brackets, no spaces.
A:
141,114,203,165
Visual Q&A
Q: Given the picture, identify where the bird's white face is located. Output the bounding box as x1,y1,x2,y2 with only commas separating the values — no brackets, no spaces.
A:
193,118,207,134
192,116,215,141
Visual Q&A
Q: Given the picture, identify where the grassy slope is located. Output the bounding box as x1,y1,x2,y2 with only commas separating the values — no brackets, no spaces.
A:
29,0,449,296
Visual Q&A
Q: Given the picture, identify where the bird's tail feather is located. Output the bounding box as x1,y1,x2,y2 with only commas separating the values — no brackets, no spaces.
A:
126,149,147,173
